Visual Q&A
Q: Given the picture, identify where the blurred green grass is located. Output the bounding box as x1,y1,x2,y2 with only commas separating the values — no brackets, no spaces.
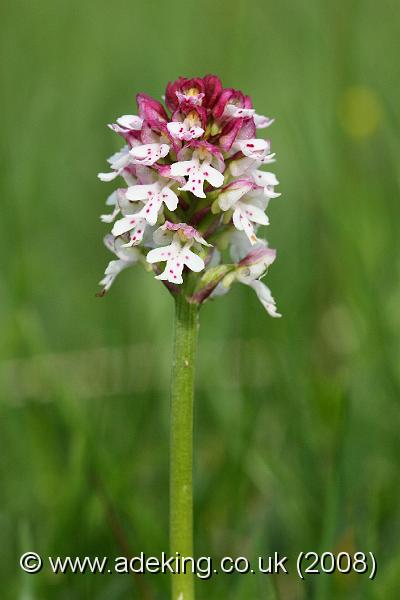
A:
1,0,399,598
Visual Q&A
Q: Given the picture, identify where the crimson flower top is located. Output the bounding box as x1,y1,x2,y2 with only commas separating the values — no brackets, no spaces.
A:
98,75,281,317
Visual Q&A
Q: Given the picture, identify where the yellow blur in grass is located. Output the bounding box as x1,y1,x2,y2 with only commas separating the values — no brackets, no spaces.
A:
339,85,382,139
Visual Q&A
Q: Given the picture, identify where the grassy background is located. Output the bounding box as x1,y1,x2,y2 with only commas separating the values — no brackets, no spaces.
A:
1,0,399,598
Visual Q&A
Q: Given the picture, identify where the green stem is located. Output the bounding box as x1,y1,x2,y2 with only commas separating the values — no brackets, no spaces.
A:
170,292,199,600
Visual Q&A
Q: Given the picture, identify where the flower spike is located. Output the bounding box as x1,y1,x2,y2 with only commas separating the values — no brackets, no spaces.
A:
97,75,281,316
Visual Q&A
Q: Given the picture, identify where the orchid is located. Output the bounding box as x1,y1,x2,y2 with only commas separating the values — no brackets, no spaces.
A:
167,113,204,141
129,142,170,166
97,75,280,315
213,243,281,318
217,179,268,243
147,234,205,284
96,75,283,600
111,212,148,247
170,153,224,199
97,146,132,182
98,234,141,294
125,179,179,225
108,115,144,144
98,74,281,316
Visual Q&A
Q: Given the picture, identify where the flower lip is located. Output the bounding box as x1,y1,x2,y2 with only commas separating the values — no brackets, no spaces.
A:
218,178,268,244
171,154,225,199
147,233,206,284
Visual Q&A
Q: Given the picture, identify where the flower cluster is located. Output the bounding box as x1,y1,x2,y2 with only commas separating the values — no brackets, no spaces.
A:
98,75,281,316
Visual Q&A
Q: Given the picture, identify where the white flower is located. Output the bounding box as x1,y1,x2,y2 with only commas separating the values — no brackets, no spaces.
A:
237,245,281,317
254,114,274,128
211,244,281,317
170,154,224,198
100,190,121,223
218,179,269,244
223,105,255,119
229,230,254,263
167,120,204,141
102,189,149,247
146,233,206,284
110,114,143,132
112,212,148,247
229,150,276,177
129,143,170,166
125,180,179,225
98,146,132,181
232,201,269,244
237,244,277,280
251,170,281,199
234,138,270,159
245,279,281,317
154,220,212,247
222,105,273,129
110,176,181,248
99,234,140,293
176,90,205,106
